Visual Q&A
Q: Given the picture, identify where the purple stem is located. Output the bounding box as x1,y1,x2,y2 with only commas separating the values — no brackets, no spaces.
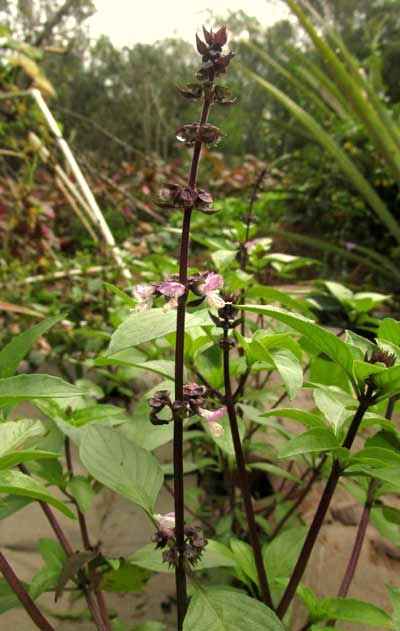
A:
173,76,214,631
0,550,55,631
18,464,108,631
325,395,397,627
65,438,112,631
268,456,327,541
222,326,273,608
276,390,372,619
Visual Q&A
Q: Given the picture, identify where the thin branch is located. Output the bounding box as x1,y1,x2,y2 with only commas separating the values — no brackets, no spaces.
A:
268,456,327,541
191,366,225,401
276,388,373,619
18,464,108,631
64,438,112,631
0,550,55,631
325,395,398,627
223,325,273,609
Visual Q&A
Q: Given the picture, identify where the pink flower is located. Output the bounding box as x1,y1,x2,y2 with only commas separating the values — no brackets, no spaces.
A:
158,281,185,312
199,406,226,437
244,239,258,253
197,273,225,310
133,284,155,311
158,281,186,299
202,272,223,293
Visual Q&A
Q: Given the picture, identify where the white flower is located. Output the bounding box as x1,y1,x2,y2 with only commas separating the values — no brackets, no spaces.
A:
154,511,176,533
208,421,224,437
206,290,225,310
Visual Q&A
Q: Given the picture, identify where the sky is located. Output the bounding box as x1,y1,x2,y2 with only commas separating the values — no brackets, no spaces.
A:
88,0,288,47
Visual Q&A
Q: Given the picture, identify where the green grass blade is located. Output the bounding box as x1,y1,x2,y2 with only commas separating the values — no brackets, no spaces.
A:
283,0,400,181
238,63,400,244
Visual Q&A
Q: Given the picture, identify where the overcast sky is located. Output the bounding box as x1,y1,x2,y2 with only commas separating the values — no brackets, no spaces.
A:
88,0,288,47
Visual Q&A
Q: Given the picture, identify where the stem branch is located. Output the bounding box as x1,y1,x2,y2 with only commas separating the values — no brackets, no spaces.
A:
276,391,372,619
0,550,55,631
18,464,107,631
222,326,273,609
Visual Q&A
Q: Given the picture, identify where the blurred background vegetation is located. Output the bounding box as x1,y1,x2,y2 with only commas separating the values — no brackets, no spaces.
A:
1,0,400,298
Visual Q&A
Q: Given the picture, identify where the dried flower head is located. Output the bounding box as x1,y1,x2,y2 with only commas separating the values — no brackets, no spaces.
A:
183,383,207,410
364,349,396,367
148,389,172,425
195,26,235,82
156,185,217,214
176,122,222,146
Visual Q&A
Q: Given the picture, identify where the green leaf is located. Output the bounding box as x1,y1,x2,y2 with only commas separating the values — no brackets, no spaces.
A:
351,447,400,469
0,495,33,519
105,308,212,357
0,314,64,379
0,374,83,406
349,292,390,314
313,386,356,434
350,466,400,492
278,428,340,459
249,462,301,484
130,623,166,631
371,506,400,546
101,562,149,592
381,506,400,525
230,539,258,587
68,476,96,513
0,419,46,456
80,426,163,515
0,578,24,613
55,550,98,601
258,332,303,363
263,527,307,582
260,408,325,429
30,539,66,600
103,282,137,307
0,470,75,518
269,348,303,400
323,281,353,303
387,585,400,628
353,360,384,387
378,319,400,345
345,331,376,359
315,597,395,628
237,306,354,377
70,404,126,427
0,449,59,470
372,366,400,399
30,564,60,600
245,336,303,400
119,395,174,451
245,285,313,317
183,586,286,631
211,249,238,270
